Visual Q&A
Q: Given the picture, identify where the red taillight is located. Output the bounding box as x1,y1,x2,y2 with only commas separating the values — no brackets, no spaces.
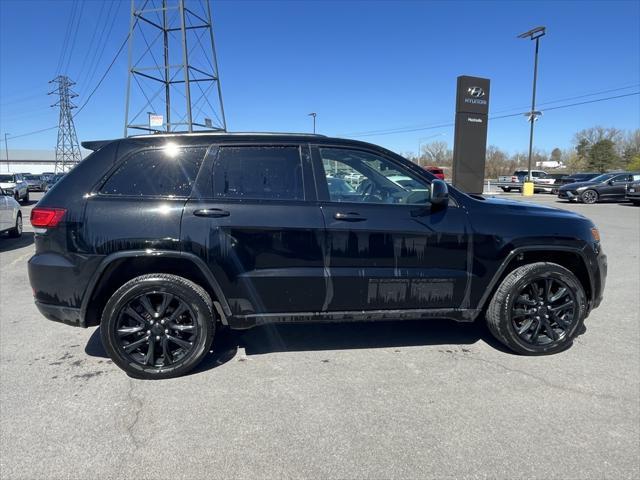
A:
31,208,67,228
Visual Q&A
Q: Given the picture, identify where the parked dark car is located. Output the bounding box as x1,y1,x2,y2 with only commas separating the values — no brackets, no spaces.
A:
626,181,640,205
45,173,65,190
556,173,599,186
28,133,607,379
558,172,640,204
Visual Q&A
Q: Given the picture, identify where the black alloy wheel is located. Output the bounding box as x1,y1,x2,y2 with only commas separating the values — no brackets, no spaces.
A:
510,277,577,347
486,262,587,355
115,292,198,368
101,274,214,379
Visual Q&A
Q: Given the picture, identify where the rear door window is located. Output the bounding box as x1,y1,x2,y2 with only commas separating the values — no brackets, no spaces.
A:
212,146,304,200
100,145,206,197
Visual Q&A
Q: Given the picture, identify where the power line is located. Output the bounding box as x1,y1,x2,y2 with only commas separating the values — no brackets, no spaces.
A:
78,0,119,96
62,0,87,74
344,83,640,137
352,91,640,137
80,0,124,98
55,0,79,74
75,34,130,117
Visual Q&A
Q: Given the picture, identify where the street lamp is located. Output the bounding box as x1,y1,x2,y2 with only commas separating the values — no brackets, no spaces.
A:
4,133,9,172
308,112,317,134
518,26,546,189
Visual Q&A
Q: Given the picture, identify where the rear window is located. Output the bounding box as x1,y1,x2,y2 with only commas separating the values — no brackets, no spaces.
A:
212,146,304,201
100,145,206,197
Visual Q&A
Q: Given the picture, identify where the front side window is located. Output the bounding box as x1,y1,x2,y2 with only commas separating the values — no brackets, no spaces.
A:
212,146,304,201
319,148,431,205
101,145,206,197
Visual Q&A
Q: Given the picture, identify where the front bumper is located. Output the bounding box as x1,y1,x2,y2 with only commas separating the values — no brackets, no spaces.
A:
558,190,578,200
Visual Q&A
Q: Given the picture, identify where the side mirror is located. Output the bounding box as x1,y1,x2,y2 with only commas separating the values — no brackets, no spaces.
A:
607,180,615,185
430,179,449,206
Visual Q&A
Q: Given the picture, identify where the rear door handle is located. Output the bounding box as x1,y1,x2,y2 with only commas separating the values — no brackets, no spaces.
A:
193,208,230,218
334,212,366,222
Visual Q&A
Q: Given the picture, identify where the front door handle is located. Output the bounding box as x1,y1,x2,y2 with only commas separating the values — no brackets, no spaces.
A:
334,212,366,222
193,208,230,218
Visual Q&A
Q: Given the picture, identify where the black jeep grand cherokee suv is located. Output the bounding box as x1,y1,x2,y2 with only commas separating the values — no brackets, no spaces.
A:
29,133,607,379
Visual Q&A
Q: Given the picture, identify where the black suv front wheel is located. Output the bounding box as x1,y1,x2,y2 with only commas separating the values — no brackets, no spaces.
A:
101,274,215,379
486,262,587,355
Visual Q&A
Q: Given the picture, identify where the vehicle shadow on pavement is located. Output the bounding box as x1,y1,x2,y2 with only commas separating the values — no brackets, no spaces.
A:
0,232,34,252
85,326,240,374
85,319,511,376
237,318,510,356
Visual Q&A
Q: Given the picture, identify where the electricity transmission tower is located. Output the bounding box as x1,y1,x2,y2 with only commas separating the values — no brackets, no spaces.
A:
124,0,227,136
49,75,83,173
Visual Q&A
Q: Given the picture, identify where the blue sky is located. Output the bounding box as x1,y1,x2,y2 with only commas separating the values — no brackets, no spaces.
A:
1,0,638,156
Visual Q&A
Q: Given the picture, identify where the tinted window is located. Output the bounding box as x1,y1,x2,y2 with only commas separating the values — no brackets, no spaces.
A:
101,145,205,197
212,146,304,200
319,148,431,205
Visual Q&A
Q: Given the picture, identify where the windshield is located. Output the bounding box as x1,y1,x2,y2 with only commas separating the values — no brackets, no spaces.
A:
589,173,616,183
0,174,15,182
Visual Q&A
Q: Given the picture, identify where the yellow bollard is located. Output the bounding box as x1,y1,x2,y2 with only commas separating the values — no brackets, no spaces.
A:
522,182,534,196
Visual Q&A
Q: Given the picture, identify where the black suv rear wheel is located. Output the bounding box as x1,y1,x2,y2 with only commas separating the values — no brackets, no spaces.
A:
486,262,587,355
100,274,215,379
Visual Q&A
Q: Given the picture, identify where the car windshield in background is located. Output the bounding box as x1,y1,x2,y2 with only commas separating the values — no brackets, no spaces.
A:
590,173,616,182
25,175,40,180
0,174,15,182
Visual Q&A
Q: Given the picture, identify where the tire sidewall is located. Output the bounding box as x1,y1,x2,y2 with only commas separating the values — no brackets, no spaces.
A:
498,265,587,355
101,276,214,379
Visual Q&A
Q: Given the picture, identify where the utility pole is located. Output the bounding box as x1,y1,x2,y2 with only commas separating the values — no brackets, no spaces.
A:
4,133,9,172
308,112,317,134
518,26,545,187
124,0,226,136
49,75,82,173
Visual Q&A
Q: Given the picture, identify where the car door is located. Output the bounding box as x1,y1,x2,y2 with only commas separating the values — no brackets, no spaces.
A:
0,190,9,231
181,143,326,316
312,145,472,312
600,173,631,199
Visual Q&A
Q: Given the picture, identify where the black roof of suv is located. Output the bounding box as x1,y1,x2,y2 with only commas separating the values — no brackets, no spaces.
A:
29,132,607,378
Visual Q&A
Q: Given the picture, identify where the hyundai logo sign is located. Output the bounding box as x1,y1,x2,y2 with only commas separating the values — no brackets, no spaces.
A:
467,86,485,98
464,86,488,105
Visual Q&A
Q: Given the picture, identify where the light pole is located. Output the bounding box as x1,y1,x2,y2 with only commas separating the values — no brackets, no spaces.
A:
518,26,545,188
308,112,317,134
4,133,9,172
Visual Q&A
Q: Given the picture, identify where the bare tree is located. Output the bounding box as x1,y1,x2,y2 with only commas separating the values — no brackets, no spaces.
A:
418,141,452,167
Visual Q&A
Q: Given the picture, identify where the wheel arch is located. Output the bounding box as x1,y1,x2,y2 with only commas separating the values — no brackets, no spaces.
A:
81,250,231,327
477,246,593,312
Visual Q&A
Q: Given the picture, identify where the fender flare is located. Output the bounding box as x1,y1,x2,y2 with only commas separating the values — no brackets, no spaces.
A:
80,250,232,321
476,244,594,311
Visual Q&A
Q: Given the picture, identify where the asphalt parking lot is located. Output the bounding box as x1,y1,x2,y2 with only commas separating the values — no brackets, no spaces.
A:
1,192,638,479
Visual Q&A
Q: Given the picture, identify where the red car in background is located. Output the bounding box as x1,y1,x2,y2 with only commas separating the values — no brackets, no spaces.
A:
424,166,445,180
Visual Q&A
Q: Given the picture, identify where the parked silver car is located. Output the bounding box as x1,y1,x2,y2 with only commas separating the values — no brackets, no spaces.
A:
0,188,22,237
0,173,29,203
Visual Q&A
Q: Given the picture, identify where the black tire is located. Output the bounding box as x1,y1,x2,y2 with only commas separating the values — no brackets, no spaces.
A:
486,262,587,355
101,274,215,379
8,212,22,238
21,191,29,204
501,187,511,192
551,188,559,195
580,189,598,204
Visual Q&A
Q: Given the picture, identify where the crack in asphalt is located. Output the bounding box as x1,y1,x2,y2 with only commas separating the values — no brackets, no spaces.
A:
123,378,144,449
453,353,637,404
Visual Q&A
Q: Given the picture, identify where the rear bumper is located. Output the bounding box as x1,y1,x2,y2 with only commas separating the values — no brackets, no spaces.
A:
28,251,103,326
35,301,85,327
